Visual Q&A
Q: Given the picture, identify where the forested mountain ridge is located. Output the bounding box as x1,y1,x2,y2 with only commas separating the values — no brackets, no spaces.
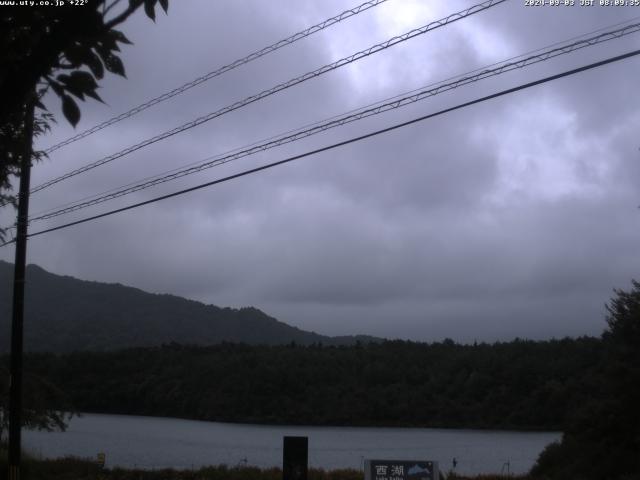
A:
0,261,378,353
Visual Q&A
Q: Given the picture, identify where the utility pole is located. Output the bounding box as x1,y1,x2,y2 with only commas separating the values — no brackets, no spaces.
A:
8,94,35,480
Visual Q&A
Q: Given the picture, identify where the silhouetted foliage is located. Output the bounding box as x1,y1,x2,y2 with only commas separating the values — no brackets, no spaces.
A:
0,364,73,443
532,280,640,480
0,0,169,241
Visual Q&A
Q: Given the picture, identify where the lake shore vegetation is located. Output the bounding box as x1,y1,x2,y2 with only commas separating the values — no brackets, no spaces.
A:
0,453,528,480
2,337,602,432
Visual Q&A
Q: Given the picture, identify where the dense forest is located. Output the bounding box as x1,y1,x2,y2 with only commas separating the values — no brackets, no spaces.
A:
4,337,602,431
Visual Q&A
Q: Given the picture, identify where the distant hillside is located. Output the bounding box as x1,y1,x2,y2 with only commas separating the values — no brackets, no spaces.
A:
0,261,379,353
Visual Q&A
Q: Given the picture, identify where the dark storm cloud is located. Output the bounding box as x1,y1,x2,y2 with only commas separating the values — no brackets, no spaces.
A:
2,0,640,341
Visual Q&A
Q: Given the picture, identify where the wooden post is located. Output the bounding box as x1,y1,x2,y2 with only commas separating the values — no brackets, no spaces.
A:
7,94,35,480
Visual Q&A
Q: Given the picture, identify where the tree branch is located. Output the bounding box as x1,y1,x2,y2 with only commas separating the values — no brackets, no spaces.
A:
105,0,144,29
103,0,122,17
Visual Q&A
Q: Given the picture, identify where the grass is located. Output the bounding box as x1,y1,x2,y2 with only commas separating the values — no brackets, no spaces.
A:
0,450,530,480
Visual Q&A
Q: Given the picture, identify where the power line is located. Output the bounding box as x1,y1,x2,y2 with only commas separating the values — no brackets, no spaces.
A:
2,48,636,247
38,13,640,221
29,15,640,221
25,0,506,197
42,0,391,155
27,21,640,223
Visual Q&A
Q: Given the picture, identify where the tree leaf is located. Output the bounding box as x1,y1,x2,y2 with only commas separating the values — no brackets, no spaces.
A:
84,50,104,80
94,43,114,64
144,0,156,21
98,34,120,53
48,80,64,98
56,74,71,84
64,45,105,80
64,71,103,104
104,54,126,78
85,89,104,104
68,71,98,91
34,98,47,111
63,43,85,67
111,29,133,45
57,73,85,100
61,94,80,127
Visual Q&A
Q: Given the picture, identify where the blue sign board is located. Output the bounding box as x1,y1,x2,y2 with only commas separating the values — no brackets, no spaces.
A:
365,460,439,480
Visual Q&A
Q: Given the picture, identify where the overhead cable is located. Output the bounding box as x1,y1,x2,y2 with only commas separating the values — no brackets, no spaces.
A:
27,21,640,223
1,48,636,247
43,0,392,154
25,0,506,197
33,14,640,220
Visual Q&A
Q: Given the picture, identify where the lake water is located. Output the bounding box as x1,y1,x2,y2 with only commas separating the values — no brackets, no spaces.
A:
23,413,560,476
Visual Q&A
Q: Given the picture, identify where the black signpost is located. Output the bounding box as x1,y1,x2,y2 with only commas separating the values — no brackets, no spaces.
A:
283,436,308,480
365,460,439,480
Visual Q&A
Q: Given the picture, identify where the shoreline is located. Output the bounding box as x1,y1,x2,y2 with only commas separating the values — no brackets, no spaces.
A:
21,415,556,476
64,411,564,434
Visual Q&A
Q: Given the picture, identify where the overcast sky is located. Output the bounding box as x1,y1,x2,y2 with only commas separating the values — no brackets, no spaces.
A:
2,0,640,342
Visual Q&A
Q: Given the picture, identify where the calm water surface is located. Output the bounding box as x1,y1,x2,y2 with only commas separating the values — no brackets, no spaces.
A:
23,413,560,475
